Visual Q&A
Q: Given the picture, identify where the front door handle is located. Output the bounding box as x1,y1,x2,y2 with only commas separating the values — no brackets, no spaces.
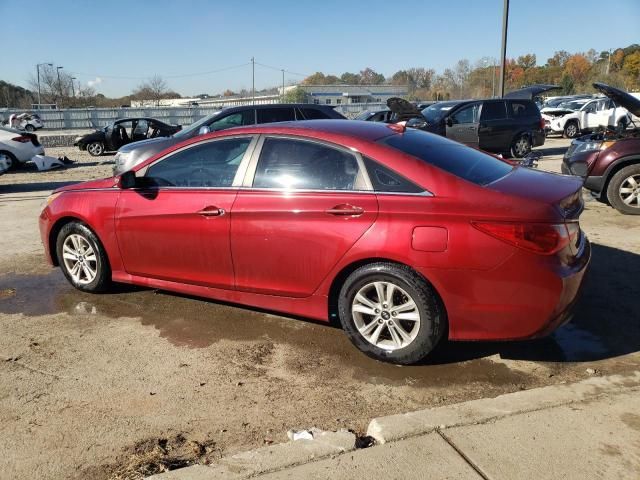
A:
197,206,225,217
326,204,364,216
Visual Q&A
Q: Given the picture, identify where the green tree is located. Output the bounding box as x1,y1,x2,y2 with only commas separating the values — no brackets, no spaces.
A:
340,72,361,84
359,68,385,85
283,87,307,103
560,74,575,94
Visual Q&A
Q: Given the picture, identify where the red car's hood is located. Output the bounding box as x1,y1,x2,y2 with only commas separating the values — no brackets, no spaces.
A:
54,177,117,193
488,166,584,218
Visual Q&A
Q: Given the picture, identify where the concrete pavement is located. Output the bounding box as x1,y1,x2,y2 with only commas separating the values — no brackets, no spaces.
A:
153,371,640,480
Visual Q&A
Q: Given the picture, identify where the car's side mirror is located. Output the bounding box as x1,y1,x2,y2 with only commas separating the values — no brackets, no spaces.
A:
198,125,210,135
445,117,454,127
118,170,137,189
406,117,428,129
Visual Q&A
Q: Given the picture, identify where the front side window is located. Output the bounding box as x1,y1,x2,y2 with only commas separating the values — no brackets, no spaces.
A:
450,103,480,124
253,138,365,191
146,137,252,188
256,108,295,123
210,110,254,131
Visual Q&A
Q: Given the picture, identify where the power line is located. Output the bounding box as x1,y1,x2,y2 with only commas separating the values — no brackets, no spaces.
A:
66,62,252,80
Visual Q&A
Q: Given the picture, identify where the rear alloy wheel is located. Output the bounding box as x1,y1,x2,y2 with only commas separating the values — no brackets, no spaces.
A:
510,134,531,158
607,164,640,215
338,262,445,364
564,121,579,139
87,142,104,156
24,124,35,132
56,222,111,292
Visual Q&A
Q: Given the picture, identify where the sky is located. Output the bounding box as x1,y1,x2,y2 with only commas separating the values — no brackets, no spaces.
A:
1,0,638,98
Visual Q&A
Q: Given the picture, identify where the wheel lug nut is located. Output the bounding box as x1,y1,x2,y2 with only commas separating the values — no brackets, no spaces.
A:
375,309,380,314
392,311,397,316
382,304,388,308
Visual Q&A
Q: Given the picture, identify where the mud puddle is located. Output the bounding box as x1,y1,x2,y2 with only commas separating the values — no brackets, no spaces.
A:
0,270,621,390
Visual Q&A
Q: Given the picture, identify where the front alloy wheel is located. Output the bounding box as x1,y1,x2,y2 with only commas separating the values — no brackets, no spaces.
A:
87,142,104,156
62,234,98,285
607,165,640,215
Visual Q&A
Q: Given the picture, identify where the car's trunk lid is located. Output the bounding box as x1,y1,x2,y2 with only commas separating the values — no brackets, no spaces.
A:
488,165,584,220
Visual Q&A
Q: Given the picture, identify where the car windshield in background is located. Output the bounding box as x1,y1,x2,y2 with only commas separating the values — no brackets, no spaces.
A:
558,100,589,110
422,103,457,124
173,112,221,138
355,111,373,120
381,129,513,186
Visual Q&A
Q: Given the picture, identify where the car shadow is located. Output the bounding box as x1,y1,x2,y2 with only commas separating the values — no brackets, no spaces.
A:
0,180,79,194
425,242,640,364
535,146,568,157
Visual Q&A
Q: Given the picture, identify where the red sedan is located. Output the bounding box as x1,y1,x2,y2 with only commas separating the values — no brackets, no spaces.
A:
39,120,590,364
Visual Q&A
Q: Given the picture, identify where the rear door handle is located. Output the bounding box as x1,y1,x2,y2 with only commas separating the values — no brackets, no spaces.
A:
326,204,364,216
197,206,225,217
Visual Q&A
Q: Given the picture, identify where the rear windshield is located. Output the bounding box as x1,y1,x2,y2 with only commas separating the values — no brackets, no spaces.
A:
381,129,513,186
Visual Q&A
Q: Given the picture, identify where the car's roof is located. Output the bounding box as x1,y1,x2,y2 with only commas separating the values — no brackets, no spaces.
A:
114,117,172,124
201,119,403,143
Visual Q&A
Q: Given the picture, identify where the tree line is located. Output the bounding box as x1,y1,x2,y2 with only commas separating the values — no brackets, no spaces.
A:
2,44,638,109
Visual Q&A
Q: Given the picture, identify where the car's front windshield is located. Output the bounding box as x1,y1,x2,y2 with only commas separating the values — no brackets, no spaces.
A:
355,111,373,121
173,112,222,138
422,103,457,124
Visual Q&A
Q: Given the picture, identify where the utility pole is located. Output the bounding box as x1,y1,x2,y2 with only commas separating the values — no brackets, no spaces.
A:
251,57,255,105
71,77,76,98
281,69,285,103
498,0,509,98
56,66,64,107
606,48,612,75
492,59,496,98
36,62,53,108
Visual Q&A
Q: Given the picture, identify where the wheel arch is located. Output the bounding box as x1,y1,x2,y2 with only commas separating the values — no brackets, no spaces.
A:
48,216,108,268
327,257,449,335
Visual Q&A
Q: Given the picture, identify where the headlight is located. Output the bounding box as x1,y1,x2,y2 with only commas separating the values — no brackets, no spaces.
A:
114,151,130,166
572,140,616,155
41,192,62,211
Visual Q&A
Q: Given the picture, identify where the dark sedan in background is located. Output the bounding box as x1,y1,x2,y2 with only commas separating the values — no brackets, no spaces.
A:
74,117,181,156
113,104,345,174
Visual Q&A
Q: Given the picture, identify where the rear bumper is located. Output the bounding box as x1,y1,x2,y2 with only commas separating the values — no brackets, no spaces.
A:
429,235,591,341
532,130,545,147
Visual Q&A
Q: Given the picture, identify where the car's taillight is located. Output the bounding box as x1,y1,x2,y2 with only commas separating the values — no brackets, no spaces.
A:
11,136,31,143
539,118,545,130
472,221,572,255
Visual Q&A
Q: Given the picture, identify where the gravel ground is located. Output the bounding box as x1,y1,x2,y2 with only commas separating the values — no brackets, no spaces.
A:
0,138,639,479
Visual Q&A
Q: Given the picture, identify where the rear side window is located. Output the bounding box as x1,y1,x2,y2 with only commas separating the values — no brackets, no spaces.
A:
508,101,538,118
480,101,507,121
363,157,423,193
253,138,365,190
257,108,295,123
298,107,330,120
381,129,513,186
210,110,255,131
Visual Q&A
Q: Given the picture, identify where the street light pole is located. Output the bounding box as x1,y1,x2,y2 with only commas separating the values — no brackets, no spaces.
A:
56,66,64,107
36,62,53,109
498,0,509,98
71,77,77,99
251,57,255,105
281,69,285,103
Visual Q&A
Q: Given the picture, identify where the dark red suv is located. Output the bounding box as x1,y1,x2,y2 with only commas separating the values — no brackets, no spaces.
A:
562,83,640,215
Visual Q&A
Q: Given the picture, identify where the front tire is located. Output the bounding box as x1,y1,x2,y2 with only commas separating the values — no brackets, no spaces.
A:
607,164,640,215
87,142,104,156
56,222,112,292
564,121,579,138
338,262,445,364
24,124,35,132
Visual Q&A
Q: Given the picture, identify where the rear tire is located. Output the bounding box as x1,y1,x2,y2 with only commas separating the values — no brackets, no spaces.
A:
0,151,20,170
87,142,104,156
337,262,445,364
56,222,112,292
607,164,640,215
564,121,579,139
510,134,531,158
24,124,35,132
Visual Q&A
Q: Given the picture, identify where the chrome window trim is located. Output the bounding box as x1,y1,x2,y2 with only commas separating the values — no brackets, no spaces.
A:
137,134,259,188
241,134,374,192
235,187,433,197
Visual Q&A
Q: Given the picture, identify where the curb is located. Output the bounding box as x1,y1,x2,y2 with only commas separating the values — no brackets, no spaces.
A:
367,370,640,444
150,371,640,479
149,430,355,479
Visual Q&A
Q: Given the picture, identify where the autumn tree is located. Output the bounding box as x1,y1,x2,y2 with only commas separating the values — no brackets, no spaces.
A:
563,54,591,85
359,68,385,85
340,72,361,84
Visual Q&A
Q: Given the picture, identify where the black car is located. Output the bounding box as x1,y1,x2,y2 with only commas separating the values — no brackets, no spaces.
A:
113,104,346,174
74,117,181,156
387,96,546,158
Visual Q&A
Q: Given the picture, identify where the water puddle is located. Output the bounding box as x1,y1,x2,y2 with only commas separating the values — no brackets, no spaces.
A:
0,269,617,389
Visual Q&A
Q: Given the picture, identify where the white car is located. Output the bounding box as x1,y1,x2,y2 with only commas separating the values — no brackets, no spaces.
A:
544,97,630,138
2,113,45,132
0,126,45,169
0,153,10,175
